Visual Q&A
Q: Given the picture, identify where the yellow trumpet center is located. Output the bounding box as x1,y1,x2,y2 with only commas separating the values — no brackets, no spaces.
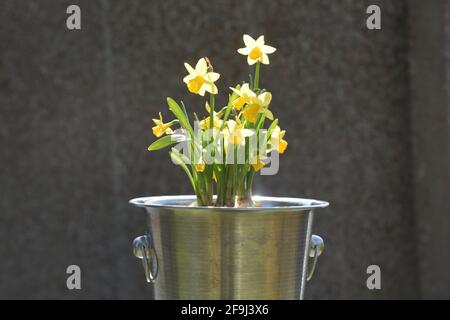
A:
195,162,205,172
249,47,262,60
233,96,246,110
252,157,265,171
243,104,260,123
188,75,205,94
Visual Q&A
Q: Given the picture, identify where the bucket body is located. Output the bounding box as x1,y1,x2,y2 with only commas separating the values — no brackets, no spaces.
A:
130,195,328,300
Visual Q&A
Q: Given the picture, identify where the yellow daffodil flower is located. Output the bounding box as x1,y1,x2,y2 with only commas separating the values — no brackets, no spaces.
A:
183,58,220,96
270,126,288,154
200,115,222,130
200,102,223,130
237,35,276,65
230,83,255,111
224,119,254,146
195,161,205,172
152,112,174,137
251,155,267,171
242,91,274,123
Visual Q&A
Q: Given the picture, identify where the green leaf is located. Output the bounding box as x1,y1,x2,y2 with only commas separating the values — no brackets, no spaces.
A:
220,85,240,131
255,113,266,131
167,97,194,137
170,149,196,192
180,100,190,122
193,112,200,123
266,118,278,140
148,134,186,151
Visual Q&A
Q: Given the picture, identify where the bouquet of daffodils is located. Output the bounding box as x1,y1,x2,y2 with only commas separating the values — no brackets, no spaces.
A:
148,35,287,207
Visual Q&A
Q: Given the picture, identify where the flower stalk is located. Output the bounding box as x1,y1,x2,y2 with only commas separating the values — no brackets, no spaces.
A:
254,62,260,90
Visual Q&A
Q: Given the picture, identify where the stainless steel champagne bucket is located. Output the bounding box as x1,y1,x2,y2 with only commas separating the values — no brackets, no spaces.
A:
130,195,329,300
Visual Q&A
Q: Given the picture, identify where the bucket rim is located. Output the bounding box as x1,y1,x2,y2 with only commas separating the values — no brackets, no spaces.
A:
129,195,329,211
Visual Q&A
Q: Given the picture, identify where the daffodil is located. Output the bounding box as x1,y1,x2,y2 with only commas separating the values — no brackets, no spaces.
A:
251,155,267,171
200,102,223,130
183,58,220,96
237,35,276,65
230,83,255,111
200,115,222,130
224,119,254,146
152,112,175,137
270,126,288,154
195,161,205,172
242,91,274,123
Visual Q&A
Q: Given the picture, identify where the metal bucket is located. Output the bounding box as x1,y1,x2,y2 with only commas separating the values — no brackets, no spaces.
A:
130,195,329,300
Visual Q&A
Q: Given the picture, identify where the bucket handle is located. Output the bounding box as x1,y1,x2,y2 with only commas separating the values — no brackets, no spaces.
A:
133,235,158,283
307,235,324,281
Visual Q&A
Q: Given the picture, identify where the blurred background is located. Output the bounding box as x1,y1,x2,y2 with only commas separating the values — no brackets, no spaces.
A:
1,0,449,299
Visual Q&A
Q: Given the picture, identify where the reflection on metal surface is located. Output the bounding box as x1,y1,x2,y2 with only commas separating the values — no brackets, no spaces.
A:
130,196,329,300
133,235,158,283
307,235,324,281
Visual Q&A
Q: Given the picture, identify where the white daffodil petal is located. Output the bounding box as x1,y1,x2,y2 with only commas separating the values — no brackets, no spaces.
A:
242,129,255,137
243,34,256,47
262,45,276,54
258,92,272,106
246,90,257,99
206,72,220,82
198,85,206,96
237,47,252,55
261,53,270,64
204,83,218,95
247,56,257,65
195,58,207,74
183,74,196,83
241,83,251,91
271,126,281,141
256,35,265,46
264,109,274,120
227,120,236,132
272,126,281,136
184,62,195,74
230,87,241,95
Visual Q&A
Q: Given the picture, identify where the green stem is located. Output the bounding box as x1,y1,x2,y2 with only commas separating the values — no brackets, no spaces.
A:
207,94,216,204
225,165,234,206
232,146,238,199
253,62,261,90
209,94,215,130
247,170,254,192
218,137,227,206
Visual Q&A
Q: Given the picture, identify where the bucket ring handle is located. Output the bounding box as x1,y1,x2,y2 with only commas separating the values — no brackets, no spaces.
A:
307,235,324,281
133,235,158,283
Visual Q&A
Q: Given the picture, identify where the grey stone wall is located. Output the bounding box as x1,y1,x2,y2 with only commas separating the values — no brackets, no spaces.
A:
0,0,448,299
409,0,450,299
